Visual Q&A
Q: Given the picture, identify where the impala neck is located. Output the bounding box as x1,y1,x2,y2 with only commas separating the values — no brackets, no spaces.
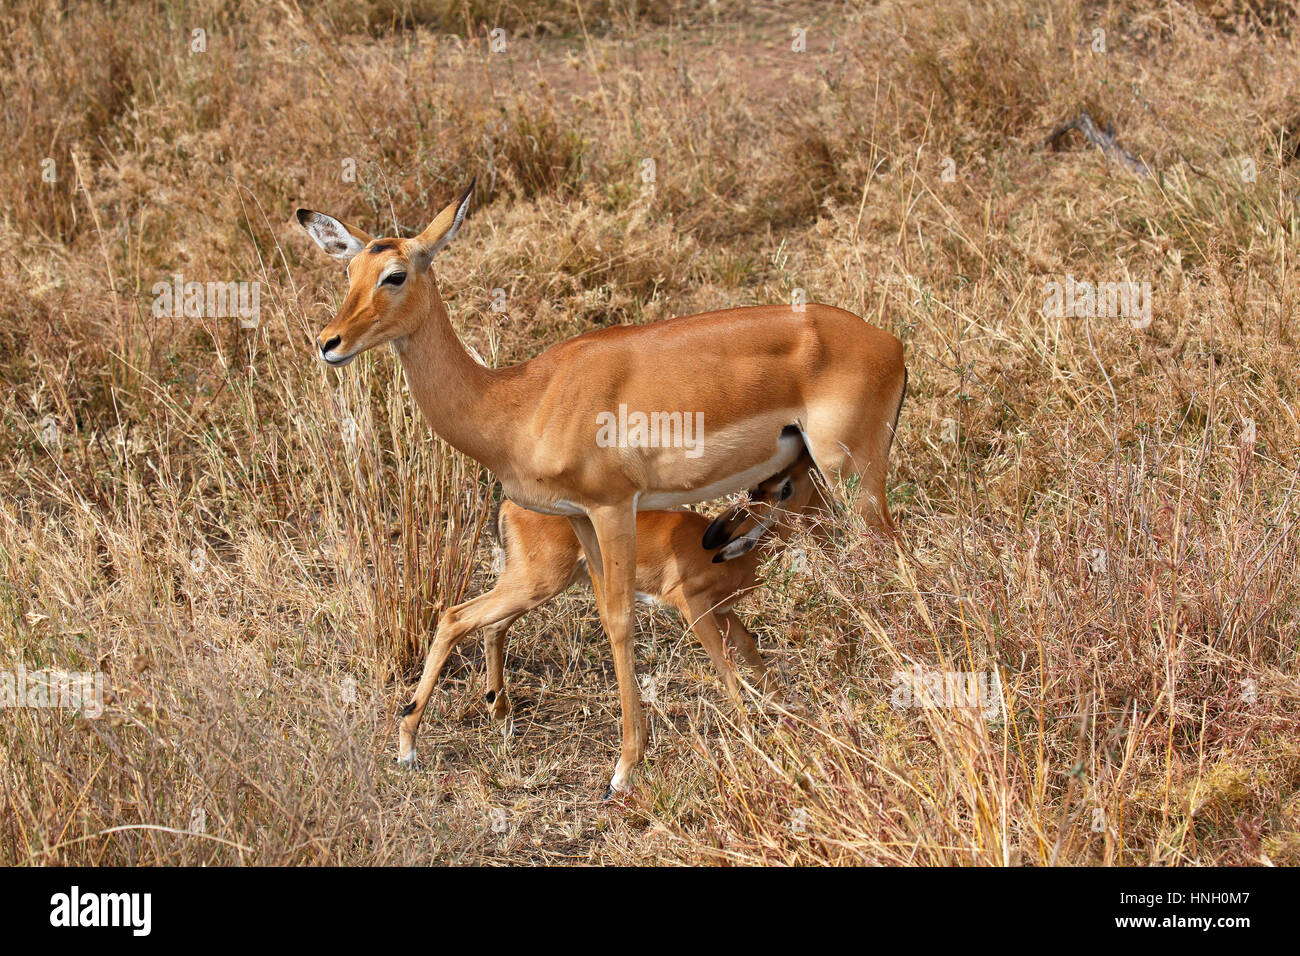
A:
391,284,513,472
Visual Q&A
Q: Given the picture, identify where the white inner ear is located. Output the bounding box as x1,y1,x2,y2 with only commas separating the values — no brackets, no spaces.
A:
426,191,472,257
718,502,787,561
717,530,762,561
303,212,366,261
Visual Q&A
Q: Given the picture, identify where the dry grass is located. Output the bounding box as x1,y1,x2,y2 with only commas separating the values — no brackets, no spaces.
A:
3,0,1300,864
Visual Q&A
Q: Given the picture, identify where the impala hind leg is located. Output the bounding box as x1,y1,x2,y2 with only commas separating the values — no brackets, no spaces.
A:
569,508,643,797
398,591,532,766
805,408,903,535
798,359,906,536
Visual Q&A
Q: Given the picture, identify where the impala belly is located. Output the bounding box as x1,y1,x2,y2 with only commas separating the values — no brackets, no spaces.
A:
503,413,807,516
503,491,586,517
636,424,805,510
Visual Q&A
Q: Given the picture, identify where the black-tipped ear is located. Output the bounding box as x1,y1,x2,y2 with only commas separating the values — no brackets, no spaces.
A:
702,514,733,551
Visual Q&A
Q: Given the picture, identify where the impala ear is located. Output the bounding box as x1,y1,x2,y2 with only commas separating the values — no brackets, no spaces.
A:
713,528,764,562
296,209,372,262
412,178,474,268
702,508,743,551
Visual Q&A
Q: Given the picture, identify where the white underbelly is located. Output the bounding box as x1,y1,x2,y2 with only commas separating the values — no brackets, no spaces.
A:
636,428,805,510
505,424,805,516
516,498,586,517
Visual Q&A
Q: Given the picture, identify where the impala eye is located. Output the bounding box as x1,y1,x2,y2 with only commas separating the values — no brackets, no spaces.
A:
382,271,406,287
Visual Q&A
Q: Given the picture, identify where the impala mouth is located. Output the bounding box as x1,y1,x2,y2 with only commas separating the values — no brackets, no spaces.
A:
321,349,359,368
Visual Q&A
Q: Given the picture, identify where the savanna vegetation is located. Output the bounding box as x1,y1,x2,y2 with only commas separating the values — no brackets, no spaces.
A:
3,0,1300,864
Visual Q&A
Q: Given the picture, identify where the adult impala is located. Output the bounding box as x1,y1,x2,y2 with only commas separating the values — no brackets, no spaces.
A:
297,180,907,795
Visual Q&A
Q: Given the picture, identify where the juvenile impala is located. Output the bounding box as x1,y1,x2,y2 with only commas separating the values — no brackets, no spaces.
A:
297,180,906,795
398,449,819,765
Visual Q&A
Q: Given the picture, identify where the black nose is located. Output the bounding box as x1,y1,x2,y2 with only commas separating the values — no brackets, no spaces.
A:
321,335,341,354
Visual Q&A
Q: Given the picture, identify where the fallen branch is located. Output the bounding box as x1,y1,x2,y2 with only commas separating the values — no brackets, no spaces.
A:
1045,111,1152,177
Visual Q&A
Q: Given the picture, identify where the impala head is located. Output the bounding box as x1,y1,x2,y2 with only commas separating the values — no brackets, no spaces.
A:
296,180,474,366
704,450,818,562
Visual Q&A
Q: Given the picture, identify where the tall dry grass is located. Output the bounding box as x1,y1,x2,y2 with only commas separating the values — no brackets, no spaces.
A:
2,0,1299,864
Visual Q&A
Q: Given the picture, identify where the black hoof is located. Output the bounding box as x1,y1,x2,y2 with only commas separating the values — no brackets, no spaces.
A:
602,784,614,801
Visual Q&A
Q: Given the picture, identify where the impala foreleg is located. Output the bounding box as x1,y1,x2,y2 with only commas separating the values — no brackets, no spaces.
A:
720,609,783,700
570,508,644,797
678,596,777,706
397,591,529,766
677,594,744,707
482,616,522,721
